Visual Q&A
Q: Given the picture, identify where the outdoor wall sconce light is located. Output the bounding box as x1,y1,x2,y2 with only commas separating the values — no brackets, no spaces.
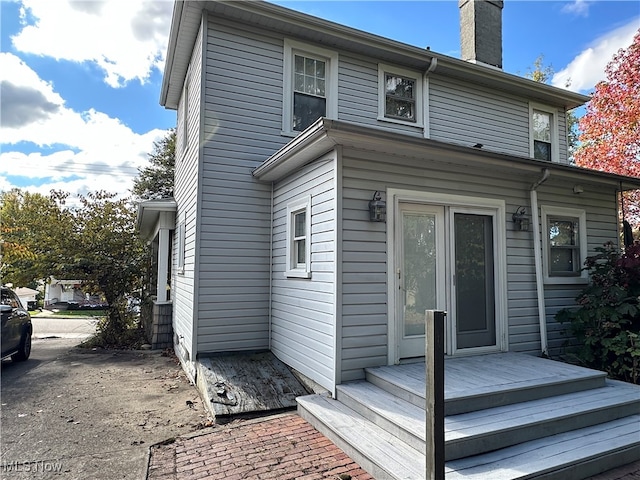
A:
369,191,386,222
512,207,529,231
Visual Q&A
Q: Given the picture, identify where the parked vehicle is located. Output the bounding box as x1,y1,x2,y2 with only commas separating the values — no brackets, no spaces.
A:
1,287,32,361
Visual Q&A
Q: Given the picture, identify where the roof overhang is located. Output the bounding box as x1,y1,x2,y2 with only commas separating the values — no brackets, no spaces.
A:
160,0,589,110
253,118,640,191
136,198,178,241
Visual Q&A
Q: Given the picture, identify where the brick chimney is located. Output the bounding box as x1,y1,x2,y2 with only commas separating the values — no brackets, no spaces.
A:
459,0,504,69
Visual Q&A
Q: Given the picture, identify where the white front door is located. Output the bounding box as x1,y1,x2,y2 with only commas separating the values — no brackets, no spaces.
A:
395,200,504,361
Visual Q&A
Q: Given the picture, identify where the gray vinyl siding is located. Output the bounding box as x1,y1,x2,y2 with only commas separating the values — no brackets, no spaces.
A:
195,17,289,353
271,156,337,392
338,147,619,382
429,76,530,157
172,20,203,362
429,76,570,164
537,185,619,355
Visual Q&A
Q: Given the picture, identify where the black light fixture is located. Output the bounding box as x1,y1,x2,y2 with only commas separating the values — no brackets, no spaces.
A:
512,206,529,231
369,191,386,222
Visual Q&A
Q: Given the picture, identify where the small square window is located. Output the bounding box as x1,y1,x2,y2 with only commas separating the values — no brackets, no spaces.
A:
286,197,311,278
378,64,423,127
385,74,416,122
548,218,580,275
541,206,588,284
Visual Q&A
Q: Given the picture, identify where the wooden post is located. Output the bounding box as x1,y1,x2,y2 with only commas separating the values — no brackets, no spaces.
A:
425,310,445,480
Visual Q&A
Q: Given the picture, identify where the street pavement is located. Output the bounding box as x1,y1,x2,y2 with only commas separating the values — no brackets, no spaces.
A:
0,336,205,479
3,314,638,479
30,314,98,340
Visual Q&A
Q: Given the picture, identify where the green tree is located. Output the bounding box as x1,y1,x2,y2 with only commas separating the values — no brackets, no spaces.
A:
0,189,73,287
525,55,580,158
1,189,146,344
60,191,146,342
132,128,176,200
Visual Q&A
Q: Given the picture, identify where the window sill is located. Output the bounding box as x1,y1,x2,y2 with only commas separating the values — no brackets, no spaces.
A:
377,116,424,128
285,270,311,279
544,276,588,285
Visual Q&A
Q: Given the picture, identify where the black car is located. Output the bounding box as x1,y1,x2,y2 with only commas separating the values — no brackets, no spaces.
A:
1,287,32,361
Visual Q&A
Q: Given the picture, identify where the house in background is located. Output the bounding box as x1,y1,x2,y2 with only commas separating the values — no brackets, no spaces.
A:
14,287,38,310
137,0,640,477
44,278,84,306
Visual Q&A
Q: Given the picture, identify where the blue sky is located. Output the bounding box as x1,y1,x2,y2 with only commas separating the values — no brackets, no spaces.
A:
1,0,638,199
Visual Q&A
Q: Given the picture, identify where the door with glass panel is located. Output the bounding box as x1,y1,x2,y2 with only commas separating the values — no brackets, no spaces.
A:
451,211,497,351
397,204,445,359
397,204,499,359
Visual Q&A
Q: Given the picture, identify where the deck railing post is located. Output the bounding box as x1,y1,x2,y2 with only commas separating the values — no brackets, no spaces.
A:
425,310,445,480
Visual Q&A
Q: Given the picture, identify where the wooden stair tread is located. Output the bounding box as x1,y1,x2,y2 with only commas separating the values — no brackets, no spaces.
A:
298,394,425,479
446,415,640,480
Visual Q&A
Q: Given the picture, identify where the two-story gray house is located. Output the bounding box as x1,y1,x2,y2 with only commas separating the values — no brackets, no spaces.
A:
137,1,640,477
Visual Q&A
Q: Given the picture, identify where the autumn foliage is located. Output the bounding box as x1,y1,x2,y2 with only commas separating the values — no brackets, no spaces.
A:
574,31,640,224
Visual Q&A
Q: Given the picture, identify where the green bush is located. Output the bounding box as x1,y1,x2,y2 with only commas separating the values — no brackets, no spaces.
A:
556,242,640,384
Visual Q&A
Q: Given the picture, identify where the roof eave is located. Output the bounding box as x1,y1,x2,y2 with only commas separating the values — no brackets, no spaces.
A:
253,119,640,189
161,0,589,111
136,198,178,240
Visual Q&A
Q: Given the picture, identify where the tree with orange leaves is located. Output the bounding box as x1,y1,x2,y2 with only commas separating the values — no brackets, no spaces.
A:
574,31,640,226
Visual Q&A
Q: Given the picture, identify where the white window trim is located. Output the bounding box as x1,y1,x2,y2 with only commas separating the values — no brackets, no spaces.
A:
176,219,186,275
283,39,338,136
181,66,191,155
378,63,424,128
541,205,588,284
285,196,311,278
529,102,559,163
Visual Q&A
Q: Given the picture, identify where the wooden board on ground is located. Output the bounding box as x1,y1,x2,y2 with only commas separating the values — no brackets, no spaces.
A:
197,351,309,419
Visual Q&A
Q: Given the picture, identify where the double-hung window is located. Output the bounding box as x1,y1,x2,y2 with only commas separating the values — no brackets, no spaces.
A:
285,197,311,278
378,64,423,127
530,103,558,162
283,40,338,135
541,206,587,284
293,55,326,132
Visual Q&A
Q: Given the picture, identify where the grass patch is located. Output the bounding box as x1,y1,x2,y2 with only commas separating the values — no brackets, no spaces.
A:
54,309,107,317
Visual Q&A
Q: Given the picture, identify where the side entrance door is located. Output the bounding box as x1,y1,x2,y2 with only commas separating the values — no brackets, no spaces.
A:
396,202,502,360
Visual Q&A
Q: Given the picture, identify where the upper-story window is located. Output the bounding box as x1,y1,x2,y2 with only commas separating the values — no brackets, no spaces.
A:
530,103,558,162
283,40,338,135
378,64,423,127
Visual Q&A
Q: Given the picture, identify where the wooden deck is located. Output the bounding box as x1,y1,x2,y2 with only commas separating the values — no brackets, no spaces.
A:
196,351,309,419
298,352,640,480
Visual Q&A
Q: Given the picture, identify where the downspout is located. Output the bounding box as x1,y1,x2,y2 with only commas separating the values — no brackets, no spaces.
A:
530,168,550,356
268,182,274,351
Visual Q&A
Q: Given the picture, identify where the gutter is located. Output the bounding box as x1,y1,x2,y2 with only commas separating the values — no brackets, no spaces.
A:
530,168,551,356
159,0,184,107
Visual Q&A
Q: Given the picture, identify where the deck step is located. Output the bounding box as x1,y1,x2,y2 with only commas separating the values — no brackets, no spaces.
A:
337,379,640,460
298,393,640,480
446,414,640,480
365,353,607,415
297,394,424,480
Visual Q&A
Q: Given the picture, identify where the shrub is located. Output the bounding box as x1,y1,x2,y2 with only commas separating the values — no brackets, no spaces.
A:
556,242,640,384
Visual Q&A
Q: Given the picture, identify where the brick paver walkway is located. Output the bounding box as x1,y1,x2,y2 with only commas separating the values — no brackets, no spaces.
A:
148,412,639,480
147,413,374,480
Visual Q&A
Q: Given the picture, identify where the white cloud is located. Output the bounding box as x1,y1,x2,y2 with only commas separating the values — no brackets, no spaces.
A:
0,52,167,199
552,20,640,92
11,0,172,88
560,0,592,17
